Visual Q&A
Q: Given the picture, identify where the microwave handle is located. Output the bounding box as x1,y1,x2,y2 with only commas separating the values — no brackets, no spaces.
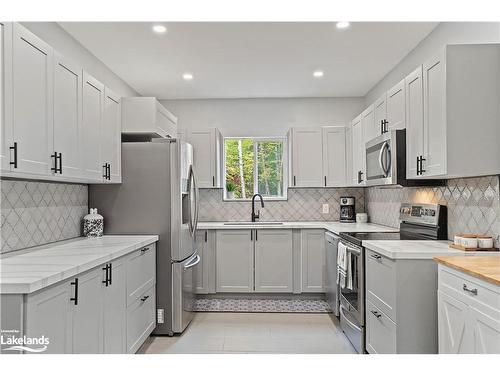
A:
378,141,391,177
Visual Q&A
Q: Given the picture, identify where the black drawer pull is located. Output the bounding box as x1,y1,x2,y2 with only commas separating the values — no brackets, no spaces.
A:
370,254,382,260
463,284,478,295
141,247,150,253
102,265,109,286
70,278,79,305
10,142,18,168
371,310,382,318
140,295,150,302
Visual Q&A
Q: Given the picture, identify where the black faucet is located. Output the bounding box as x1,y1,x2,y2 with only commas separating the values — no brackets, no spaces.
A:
251,194,264,222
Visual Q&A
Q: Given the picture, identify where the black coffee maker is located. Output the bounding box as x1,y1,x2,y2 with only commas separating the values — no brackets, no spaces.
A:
340,197,356,223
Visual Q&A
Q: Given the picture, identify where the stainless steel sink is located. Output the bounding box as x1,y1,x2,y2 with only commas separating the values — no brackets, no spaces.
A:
223,221,284,226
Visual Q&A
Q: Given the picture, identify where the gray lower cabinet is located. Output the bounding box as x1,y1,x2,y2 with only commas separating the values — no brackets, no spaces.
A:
19,242,156,354
301,229,325,292
216,230,254,292
195,230,216,294
254,229,293,292
365,248,439,354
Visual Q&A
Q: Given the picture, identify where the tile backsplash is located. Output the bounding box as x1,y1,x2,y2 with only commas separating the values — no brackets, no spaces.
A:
1,179,88,253
366,175,500,246
198,187,365,222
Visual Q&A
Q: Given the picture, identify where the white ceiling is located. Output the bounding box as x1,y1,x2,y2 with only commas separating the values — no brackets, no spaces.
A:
60,22,437,99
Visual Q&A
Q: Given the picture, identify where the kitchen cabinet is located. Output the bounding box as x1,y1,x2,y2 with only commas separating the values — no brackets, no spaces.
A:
0,22,12,172
345,125,353,186
103,257,127,354
19,242,156,354
362,104,376,143
254,229,293,292
386,79,406,131
373,95,387,137
322,126,346,187
407,44,500,179
437,264,500,354
301,229,325,292
351,114,365,186
289,127,324,187
186,128,222,188
81,71,104,181
53,53,82,179
11,23,53,176
101,87,122,183
405,66,424,179
121,97,177,139
216,230,254,293
195,230,216,294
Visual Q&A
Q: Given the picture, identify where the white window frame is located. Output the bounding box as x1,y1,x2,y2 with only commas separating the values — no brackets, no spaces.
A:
222,136,288,201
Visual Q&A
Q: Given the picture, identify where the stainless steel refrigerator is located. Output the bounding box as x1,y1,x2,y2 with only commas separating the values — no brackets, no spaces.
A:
89,139,199,336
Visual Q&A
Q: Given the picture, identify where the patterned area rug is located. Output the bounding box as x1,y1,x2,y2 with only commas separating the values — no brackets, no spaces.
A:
193,298,332,313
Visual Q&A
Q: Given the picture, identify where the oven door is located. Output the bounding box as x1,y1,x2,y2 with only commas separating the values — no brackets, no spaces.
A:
339,242,363,324
365,131,396,186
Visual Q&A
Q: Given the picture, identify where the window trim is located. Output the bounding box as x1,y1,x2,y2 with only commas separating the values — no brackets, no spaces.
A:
222,136,288,201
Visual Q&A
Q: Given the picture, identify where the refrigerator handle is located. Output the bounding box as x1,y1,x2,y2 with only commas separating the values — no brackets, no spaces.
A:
191,166,200,234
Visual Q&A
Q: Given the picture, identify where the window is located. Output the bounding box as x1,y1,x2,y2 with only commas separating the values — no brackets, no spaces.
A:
224,137,287,200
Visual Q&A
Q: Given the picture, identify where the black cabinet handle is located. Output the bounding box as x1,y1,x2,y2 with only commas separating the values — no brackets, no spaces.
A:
102,265,109,286
9,142,18,168
51,152,58,173
371,310,382,318
357,170,363,184
382,119,388,133
380,120,384,134
324,176,327,186
250,230,253,241
212,176,215,187
205,230,208,242
140,295,150,302
416,156,420,175
255,230,258,242
141,247,150,253
108,263,112,285
70,278,79,305
293,176,296,186
58,153,63,174
420,156,426,174
107,163,111,180
103,163,108,179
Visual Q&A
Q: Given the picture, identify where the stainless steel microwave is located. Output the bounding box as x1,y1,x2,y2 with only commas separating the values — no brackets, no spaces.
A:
365,129,444,187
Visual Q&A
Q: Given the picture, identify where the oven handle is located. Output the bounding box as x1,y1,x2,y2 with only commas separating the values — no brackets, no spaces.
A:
340,240,362,256
340,305,361,332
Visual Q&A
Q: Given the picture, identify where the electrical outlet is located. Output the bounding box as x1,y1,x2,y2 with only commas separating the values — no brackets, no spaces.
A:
322,204,329,214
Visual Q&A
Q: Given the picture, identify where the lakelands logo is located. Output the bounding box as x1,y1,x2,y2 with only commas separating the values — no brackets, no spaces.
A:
1,329,49,353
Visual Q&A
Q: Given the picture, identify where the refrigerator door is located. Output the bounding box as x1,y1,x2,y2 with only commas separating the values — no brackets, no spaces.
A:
172,251,200,333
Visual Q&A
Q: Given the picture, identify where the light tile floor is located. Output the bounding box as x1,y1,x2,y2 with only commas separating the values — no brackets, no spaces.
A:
138,312,356,354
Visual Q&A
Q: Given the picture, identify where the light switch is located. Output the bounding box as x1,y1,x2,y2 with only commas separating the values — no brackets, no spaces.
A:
322,204,329,214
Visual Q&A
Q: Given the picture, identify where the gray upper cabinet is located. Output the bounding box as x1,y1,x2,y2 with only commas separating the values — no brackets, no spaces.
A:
195,230,216,294
351,114,365,186
216,230,254,293
254,229,293,293
386,78,406,131
101,87,122,183
301,229,325,293
289,127,324,187
362,104,376,143
0,22,12,172
186,128,222,188
373,94,387,137
322,126,346,187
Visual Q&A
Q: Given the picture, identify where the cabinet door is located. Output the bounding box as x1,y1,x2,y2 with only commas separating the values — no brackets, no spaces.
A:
345,125,353,185
216,230,254,292
195,230,216,294
322,126,346,187
156,103,177,138
291,127,323,187
53,53,82,179
405,66,424,179
438,290,473,354
188,129,217,188
1,22,13,172
366,300,397,354
102,87,121,183
12,23,53,176
470,306,500,354
386,79,406,131
362,104,376,142
81,71,104,181
374,94,387,137
301,229,325,292
423,49,447,177
254,229,293,292
351,115,365,185
71,268,104,354
25,281,72,354
103,258,127,354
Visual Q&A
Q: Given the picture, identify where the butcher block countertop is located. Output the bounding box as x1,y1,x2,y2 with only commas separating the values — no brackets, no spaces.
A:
434,256,500,286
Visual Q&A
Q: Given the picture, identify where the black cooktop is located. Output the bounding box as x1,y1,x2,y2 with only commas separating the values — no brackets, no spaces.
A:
338,231,423,247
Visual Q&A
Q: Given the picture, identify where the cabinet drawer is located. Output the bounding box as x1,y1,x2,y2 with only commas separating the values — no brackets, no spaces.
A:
366,300,397,354
126,243,156,306
439,266,500,315
126,285,156,354
366,249,396,321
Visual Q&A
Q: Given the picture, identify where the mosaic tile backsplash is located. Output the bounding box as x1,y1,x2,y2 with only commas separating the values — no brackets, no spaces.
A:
1,179,88,253
366,175,500,246
198,187,365,222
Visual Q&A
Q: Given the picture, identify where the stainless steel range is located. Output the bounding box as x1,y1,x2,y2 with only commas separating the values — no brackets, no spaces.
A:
337,203,447,353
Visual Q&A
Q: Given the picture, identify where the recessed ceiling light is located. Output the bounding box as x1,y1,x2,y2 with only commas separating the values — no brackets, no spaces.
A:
152,25,167,34
313,70,324,78
336,21,350,29
183,73,194,81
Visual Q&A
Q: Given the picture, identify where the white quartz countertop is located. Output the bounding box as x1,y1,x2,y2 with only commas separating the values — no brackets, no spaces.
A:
197,221,398,234
0,235,158,294
363,240,500,260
